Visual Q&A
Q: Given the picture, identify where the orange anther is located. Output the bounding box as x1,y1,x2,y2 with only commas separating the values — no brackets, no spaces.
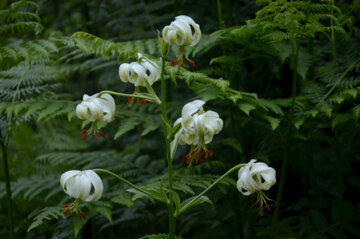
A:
180,60,184,66
62,204,69,208
136,98,142,106
127,97,132,105
170,60,177,67
82,130,87,139
209,150,213,157
70,211,74,218
78,211,82,219
99,130,107,139
189,60,195,68
94,134,99,141
62,208,70,214
204,150,208,159
142,99,147,104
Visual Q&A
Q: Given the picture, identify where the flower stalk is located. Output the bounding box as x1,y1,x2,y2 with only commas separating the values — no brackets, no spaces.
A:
159,51,176,239
177,163,245,216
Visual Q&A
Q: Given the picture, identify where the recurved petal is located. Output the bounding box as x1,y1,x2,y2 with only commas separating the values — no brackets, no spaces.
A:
76,103,89,120
77,174,92,200
201,110,223,135
162,26,170,43
119,63,130,83
100,94,115,122
84,170,103,201
236,179,253,196
176,15,201,46
60,170,81,193
181,99,205,119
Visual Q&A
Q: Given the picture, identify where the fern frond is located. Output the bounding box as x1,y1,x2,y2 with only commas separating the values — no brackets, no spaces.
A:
28,207,65,232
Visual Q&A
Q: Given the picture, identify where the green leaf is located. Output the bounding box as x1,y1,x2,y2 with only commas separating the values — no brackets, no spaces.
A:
179,195,213,215
264,116,281,130
73,215,89,238
331,113,352,129
111,194,134,207
114,118,140,139
238,103,256,116
28,206,65,232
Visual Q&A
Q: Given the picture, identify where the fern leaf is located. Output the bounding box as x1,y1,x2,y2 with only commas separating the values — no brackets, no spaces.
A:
28,206,65,232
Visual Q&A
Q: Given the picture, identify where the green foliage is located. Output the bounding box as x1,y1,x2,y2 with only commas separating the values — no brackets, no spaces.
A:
27,207,65,232
1,0,360,238
0,0,42,35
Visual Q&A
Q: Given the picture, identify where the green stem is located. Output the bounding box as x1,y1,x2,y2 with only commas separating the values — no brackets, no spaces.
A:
98,90,157,103
92,169,154,198
160,54,176,239
177,163,245,216
0,133,14,239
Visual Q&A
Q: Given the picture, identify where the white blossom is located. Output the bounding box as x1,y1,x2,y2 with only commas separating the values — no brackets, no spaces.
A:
60,170,103,202
162,15,201,47
174,100,223,164
76,93,115,122
119,53,160,87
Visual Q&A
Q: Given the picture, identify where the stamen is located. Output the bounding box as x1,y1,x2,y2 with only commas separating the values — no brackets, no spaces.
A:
99,130,107,139
188,59,195,68
62,208,70,214
78,211,82,220
70,211,74,218
186,157,190,165
136,98,142,106
127,97,132,105
170,60,177,67
82,213,86,219
82,130,87,139
142,99,147,104
94,134,99,141
180,60,184,66
209,150,213,157
62,204,69,208
204,150,208,159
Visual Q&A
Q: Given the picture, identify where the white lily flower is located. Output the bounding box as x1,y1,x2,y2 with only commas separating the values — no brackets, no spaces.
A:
119,53,160,87
76,93,115,123
237,159,276,214
60,170,103,202
162,15,201,67
162,15,201,47
174,100,223,165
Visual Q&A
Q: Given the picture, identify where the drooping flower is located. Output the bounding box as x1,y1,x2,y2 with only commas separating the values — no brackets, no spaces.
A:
60,170,103,219
162,15,201,47
119,53,160,87
237,159,276,214
119,53,160,105
162,15,201,67
175,100,223,165
76,93,115,139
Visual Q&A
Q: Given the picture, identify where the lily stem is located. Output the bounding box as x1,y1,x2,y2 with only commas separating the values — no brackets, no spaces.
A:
92,169,154,199
98,90,157,103
177,163,245,216
160,55,176,238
